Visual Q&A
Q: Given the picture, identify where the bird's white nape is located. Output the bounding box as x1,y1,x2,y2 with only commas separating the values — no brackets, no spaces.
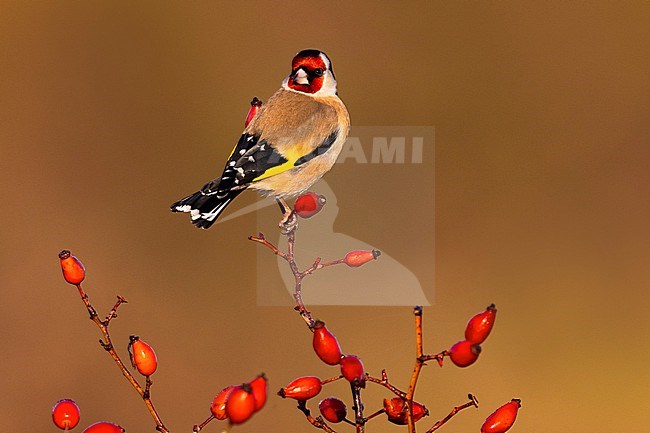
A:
318,52,332,70
316,71,338,96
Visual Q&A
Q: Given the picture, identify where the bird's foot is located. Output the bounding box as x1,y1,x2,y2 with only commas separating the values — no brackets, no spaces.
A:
279,211,298,234
276,197,298,234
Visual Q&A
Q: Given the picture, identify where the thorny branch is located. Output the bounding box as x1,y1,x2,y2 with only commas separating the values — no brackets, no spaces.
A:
365,370,407,399
250,206,480,433
73,282,169,433
425,394,479,433
248,228,349,328
297,400,338,433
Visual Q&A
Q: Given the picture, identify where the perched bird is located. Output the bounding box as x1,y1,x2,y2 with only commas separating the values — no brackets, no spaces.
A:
171,49,350,229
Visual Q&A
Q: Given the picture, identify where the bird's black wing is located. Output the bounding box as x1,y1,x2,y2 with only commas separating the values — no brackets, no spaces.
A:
170,133,289,229
200,133,289,198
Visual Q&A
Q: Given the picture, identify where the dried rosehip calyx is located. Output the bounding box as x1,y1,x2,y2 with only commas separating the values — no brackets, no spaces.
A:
52,399,80,430
278,376,322,400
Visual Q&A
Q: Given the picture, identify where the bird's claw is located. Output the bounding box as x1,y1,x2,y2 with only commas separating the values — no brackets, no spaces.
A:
279,211,298,234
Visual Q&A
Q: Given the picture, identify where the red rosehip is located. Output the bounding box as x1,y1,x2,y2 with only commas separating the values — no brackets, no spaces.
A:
312,320,342,365
278,376,322,400
59,250,86,285
383,397,429,425
248,373,268,412
465,304,497,344
340,355,365,387
211,385,235,420
294,192,326,218
225,384,256,424
82,422,124,433
481,399,521,433
318,397,347,423
449,340,481,367
128,336,157,376
343,250,381,267
244,97,262,127
52,399,80,430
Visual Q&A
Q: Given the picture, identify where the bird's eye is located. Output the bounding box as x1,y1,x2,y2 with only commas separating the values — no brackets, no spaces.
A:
313,68,324,77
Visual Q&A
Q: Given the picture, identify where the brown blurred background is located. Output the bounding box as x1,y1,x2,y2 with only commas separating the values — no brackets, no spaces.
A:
1,1,648,432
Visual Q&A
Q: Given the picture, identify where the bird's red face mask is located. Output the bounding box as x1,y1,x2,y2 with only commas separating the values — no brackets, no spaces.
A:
287,52,330,94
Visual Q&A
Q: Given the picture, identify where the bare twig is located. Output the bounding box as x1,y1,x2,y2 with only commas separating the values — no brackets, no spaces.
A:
193,414,214,432
252,200,482,433
321,375,345,385
365,370,407,399
248,232,287,260
363,408,385,422
421,351,449,366
405,306,425,433
74,283,169,433
249,210,375,329
297,400,338,433
425,394,479,433
105,295,127,323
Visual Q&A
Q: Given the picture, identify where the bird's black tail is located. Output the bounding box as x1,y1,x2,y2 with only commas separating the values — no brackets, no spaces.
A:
170,186,244,229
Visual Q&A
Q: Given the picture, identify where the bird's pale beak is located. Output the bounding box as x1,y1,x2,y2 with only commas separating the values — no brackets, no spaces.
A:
293,68,310,85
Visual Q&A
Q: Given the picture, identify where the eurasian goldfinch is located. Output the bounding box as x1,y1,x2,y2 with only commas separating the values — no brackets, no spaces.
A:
171,49,350,229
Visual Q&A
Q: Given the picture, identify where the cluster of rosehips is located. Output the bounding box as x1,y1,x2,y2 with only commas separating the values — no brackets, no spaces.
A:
293,193,382,268
59,251,270,430
449,304,497,367
280,319,428,426
59,251,161,376
209,374,268,426
278,319,361,389
52,399,124,432
58,193,522,432
278,319,368,423
59,251,161,379
448,307,522,433
278,301,521,431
